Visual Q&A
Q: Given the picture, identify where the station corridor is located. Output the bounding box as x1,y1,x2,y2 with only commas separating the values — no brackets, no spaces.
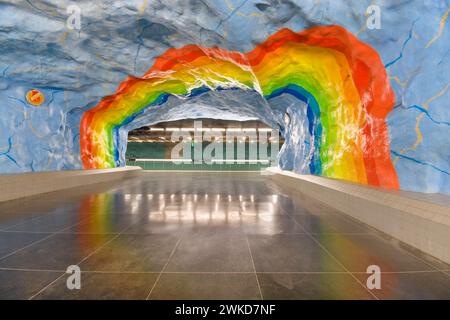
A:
0,172,449,300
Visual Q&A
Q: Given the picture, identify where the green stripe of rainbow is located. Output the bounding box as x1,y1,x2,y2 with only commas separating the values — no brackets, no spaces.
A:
80,26,399,189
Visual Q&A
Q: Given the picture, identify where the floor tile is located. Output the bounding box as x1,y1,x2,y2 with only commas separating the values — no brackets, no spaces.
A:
165,233,253,272
352,271,450,299
279,196,339,215
248,234,344,272
292,214,370,234
314,234,435,272
0,200,79,217
241,215,305,235
0,213,44,231
0,231,50,258
126,213,244,235
0,233,113,270
80,234,180,272
63,214,139,234
35,272,158,300
6,213,82,233
258,273,374,300
149,273,261,300
0,270,62,300
240,201,286,216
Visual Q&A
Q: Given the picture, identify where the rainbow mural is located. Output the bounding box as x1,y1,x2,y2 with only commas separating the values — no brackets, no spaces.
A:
80,26,399,189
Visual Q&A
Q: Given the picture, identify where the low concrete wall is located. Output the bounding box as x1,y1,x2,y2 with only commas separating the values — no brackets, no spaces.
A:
266,167,450,264
0,166,142,202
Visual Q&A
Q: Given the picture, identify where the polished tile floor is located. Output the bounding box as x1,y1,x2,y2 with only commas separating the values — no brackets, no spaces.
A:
0,172,449,300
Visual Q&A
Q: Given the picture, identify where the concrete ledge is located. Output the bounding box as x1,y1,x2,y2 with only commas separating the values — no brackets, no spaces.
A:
0,166,142,202
266,167,450,264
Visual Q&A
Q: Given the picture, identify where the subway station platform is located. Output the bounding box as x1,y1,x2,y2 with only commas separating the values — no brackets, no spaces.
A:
0,172,449,300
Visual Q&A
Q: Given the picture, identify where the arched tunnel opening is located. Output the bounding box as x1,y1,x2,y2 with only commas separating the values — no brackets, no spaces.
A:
119,88,307,173
125,118,284,171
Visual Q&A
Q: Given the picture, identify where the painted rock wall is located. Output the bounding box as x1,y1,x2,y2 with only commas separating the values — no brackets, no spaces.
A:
0,0,448,194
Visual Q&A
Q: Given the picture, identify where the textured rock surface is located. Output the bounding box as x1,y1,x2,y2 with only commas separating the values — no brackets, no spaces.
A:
0,0,449,193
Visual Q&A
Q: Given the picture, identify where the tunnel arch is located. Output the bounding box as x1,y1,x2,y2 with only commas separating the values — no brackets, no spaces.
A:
117,87,278,167
80,26,399,189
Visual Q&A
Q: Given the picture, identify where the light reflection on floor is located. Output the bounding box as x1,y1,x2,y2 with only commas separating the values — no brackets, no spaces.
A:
0,172,449,300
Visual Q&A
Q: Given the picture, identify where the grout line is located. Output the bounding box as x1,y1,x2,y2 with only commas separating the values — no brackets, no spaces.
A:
145,236,183,300
27,221,135,300
245,236,263,300
288,214,380,300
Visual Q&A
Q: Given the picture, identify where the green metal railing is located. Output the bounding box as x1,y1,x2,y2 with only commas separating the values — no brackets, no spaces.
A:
126,159,271,171
126,142,276,171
